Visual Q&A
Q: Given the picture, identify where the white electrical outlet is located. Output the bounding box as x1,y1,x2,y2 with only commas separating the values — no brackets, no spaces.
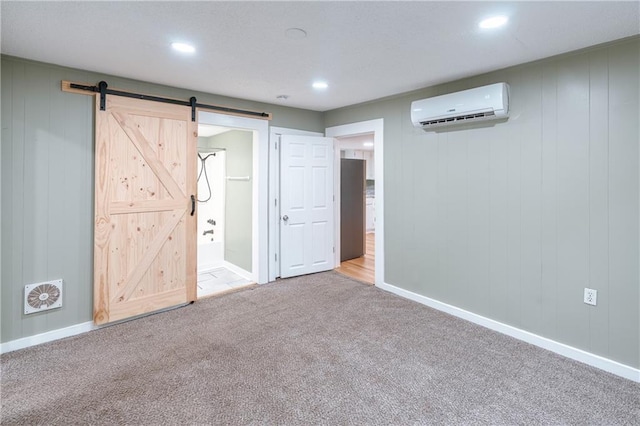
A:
584,288,597,306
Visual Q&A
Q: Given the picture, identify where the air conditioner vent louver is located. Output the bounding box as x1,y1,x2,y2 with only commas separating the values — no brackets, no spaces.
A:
420,111,496,128
24,280,63,314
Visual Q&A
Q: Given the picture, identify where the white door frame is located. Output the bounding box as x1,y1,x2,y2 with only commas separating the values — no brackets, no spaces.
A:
326,119,384,286
199,111,269,284
268,127,323,282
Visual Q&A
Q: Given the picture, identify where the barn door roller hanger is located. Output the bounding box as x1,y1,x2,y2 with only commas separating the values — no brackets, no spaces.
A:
63,80,272,121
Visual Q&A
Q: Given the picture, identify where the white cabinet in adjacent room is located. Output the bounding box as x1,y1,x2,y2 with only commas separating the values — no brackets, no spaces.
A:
364,151,375,180
342,149,365,159
343,150,374,180
366,197,375,232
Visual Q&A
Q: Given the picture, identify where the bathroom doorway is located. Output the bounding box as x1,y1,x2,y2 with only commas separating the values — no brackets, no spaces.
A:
196,124,253,297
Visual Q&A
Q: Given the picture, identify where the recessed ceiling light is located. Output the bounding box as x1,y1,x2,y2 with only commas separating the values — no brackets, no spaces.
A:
171,42,196,53
312,81,328,90
479,15,508,29
363,142,374,147
285,28,307,39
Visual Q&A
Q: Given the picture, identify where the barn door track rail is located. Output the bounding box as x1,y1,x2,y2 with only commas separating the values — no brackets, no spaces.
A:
62,80,272,121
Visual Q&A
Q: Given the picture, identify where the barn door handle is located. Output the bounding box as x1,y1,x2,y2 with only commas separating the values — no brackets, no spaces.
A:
190,195,195,216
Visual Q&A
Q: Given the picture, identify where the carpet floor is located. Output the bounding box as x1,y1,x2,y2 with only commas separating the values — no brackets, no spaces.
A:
2,271,639,425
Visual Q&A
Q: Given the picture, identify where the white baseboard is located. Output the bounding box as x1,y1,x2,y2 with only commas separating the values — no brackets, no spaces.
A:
5,281,638,384
0,321,96,354
3,264,255,354
378,281,640,383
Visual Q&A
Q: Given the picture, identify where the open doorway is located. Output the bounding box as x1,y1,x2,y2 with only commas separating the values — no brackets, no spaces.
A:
196,124,253,297
335,134,375,283
326,119,384,286
196,111,270,298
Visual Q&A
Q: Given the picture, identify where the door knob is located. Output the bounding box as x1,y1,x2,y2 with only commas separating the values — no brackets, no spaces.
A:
282,215,289,221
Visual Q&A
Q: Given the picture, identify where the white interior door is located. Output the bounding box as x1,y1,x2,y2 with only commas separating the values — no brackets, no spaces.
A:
280,135,334,278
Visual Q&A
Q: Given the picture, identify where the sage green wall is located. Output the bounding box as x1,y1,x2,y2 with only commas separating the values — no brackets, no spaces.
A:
325,38,640,368
198,131,253,272
1,56,323,343
3,39,639,370
2,56,95,342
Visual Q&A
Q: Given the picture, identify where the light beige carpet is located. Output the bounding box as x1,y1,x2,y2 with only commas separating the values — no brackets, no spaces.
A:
2,271,639,424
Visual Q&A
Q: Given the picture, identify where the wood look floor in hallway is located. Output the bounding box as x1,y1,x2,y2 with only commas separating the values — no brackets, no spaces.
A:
336,232,375,284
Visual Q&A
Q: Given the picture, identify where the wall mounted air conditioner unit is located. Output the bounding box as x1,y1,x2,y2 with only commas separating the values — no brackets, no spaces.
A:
411,82,510,131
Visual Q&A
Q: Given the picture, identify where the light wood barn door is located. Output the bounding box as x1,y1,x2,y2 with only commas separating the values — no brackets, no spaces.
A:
93,95,196,325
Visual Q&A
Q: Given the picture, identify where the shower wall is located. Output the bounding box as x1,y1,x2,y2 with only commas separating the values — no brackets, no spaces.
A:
198,130,253,273
197,151,225,271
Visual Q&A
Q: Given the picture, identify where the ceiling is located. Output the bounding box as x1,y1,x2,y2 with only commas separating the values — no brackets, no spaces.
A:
2,1,638,112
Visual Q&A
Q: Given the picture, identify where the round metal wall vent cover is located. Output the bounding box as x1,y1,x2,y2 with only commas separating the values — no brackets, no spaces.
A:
24,280,63,314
